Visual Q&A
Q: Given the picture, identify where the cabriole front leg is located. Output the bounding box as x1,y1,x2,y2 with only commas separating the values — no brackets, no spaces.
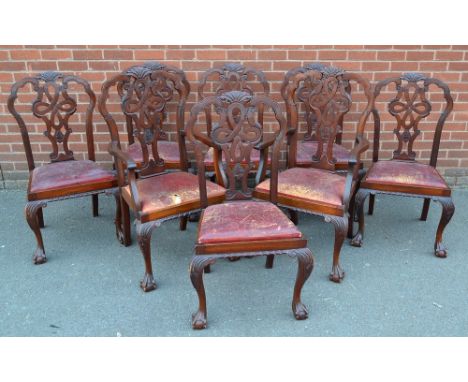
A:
351,188,371,248
289,248,314,320
325,215,348,283
434,197,455,258
136,221,158,292
190,255,217,330
25,200,48,264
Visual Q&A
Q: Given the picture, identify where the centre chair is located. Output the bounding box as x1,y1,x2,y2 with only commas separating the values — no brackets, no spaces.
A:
253,66,374,283
351,73,455,258
198,63,271,175
99,64,225,292
99,62,192,247
186,90,314,330
8,72,117,264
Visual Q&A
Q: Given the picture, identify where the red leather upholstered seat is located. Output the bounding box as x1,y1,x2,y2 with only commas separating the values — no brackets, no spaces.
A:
197,200,302,244
127,141,182,168
204,147,269,169
254,167,346,216
121,171,225,222
28,160,116,201
361,160,451,197
295,141,352,169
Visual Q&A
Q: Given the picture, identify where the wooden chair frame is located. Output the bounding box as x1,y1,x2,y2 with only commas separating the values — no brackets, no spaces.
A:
8,71,117,264
99,62,191,248
351,72,455,258
186,90,314,329
254,67,373,282
99,63,215,292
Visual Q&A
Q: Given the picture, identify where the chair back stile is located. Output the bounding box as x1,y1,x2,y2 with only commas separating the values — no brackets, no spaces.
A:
372,72,454,168
7,72,97,172
186,91,286,208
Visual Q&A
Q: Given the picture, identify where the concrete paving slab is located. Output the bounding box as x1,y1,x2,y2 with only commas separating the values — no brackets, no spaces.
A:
0,189,467,336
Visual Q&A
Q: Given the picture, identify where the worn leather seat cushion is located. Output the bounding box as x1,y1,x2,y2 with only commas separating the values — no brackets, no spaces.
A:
362,160,450,195
197,200,302,244
255,167,345,214
122,171,225,220
29,160,116,199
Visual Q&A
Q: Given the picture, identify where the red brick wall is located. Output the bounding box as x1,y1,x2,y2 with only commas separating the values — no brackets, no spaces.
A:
1,45,468,188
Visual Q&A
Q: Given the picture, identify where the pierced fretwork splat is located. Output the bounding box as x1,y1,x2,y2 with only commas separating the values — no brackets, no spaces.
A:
187,90,286,205
115,62,189,176
8,71,96,167
388,73,432,160
292,67,352,170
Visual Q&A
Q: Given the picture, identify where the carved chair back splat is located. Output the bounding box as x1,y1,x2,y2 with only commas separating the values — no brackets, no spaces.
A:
281,63,359,170
187,90,282,204
351,73,455,260
185,90,314,329
198,63,270,172
8,71,97,170
100,61,190,178
8,71,117,265
371,72,454,166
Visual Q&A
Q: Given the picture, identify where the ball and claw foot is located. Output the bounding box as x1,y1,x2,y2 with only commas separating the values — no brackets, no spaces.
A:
434,243,448,258
192,311,207,330
329,265,345,283
140,273,157,292
350,232,363,247
33,248,47,265
292,302,309,320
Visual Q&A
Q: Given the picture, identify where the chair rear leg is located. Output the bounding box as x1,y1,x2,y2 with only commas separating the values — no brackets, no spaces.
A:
121,198,132,246
179,216,188,231
289,209,299,225
351,189,370,247
265,254,275,268
347,193,355,239
25,201,47,264
92,194,99,217
136,221,158,292
434,197,455,258
420,198,431,221
38,207,45,228
368,193,375,215
326,215,347,283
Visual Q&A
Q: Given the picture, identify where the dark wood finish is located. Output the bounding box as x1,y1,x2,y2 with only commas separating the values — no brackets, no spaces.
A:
351,73,455,258
186,90,314,329
281,63,357,171
8,71,117,264
99,63,225,292
255,65,373,282
99,61,191,247
115,61,191,175
198,63,270,172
